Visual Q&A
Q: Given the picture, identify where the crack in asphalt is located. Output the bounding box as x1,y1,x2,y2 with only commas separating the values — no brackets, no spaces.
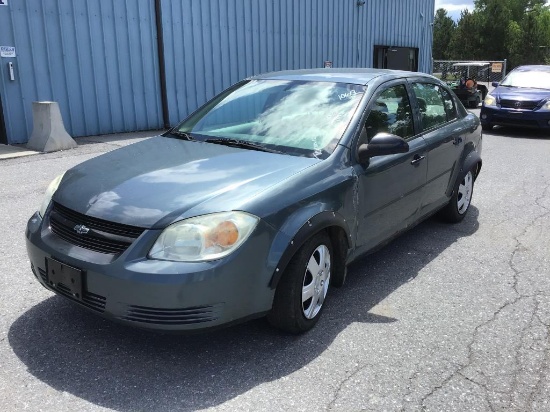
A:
400,368,423,412
509,297,538,409
418,182,550,410
325,363,366,411
527,296,550,410
457,372,496,412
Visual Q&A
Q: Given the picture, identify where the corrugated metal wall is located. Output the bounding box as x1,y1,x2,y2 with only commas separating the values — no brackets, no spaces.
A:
161,0,434,124
0,0,434,145
0,0,163,143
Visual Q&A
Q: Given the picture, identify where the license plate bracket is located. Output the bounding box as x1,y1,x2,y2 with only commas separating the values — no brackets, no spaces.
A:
46,257,84,300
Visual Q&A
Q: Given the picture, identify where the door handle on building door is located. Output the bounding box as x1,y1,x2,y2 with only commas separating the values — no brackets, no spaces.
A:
8,62,15,81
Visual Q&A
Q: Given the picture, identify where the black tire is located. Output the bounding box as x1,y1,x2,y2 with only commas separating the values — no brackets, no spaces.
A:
267,231,333,334
438,169,475,223
482,123,493,131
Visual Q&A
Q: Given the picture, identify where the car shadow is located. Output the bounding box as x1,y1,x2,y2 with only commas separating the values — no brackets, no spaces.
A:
483,126,550,139
8,207,479,411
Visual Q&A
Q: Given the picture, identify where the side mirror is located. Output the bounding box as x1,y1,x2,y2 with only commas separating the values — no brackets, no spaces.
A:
357,132,409,165
491,81,500,87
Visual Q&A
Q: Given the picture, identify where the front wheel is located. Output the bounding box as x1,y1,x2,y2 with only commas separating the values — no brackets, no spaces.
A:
267,232,333,334
438,169,475,223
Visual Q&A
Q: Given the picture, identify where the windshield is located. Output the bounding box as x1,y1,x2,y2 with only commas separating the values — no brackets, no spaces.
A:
174,79,366,158
500,69,550,89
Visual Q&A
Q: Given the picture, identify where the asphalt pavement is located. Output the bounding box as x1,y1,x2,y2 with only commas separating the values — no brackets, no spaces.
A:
1,119,549,411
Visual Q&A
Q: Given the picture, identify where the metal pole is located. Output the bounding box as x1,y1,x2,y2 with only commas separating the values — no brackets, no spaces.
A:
0,93,7,144
155,0,170,129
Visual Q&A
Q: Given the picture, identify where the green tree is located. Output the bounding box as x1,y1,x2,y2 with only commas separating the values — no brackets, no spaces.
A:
449,10,483,60
441,0,550,68
473,0,512,60
433,9,456,59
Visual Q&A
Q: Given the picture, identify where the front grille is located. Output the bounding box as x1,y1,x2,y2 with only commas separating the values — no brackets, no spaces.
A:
38,267,107,313
500,99,540,110
493,116,540,128
49,202,145,254
121,304,222,325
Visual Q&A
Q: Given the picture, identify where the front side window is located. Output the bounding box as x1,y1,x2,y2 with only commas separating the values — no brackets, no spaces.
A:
411,83,448,130
363,84,414,141
175,80,366,159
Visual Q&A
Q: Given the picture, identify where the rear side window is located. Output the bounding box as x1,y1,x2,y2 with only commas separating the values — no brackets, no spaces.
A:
440,87,458,121
411,83,448,131
364,84,414,141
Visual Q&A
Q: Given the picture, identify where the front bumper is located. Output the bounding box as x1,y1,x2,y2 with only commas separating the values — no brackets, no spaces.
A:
480,106,550,129
26,212,279,332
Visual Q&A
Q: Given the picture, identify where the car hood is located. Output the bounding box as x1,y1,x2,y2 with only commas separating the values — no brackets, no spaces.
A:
493,86,550,103
54,136,319,228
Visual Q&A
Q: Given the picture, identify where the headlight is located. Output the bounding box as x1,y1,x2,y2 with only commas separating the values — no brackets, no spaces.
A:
543,100,550,110
148,211,259,262
484,94,497,107
39,172,65,217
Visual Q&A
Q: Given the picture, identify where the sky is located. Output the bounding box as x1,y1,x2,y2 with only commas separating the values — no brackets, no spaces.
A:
435,0,550,20
434,0,475,21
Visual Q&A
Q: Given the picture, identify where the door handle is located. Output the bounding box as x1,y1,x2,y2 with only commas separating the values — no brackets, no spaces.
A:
453,135,463,145
8,62,15,81
410,154,425,165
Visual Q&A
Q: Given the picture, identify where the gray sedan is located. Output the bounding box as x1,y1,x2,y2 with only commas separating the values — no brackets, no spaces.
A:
26,69,482,333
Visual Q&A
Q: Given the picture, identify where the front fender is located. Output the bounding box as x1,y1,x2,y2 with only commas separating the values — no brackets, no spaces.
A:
267,210,351,289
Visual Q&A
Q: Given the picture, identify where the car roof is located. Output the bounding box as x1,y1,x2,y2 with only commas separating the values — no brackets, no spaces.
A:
512,65,550,73
250,68,435,85
453,62,490,67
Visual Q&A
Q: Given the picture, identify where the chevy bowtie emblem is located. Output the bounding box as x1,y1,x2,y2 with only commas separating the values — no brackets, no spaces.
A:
74,224,90,235
514,101,522,108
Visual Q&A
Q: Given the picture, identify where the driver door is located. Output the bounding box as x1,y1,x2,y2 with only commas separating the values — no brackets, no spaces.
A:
354,82,428,253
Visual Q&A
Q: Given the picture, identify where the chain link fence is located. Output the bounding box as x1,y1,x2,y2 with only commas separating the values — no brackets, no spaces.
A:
432,60,508,86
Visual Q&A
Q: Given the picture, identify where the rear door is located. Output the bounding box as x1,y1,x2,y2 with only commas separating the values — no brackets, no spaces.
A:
354,81,428,252
409,80,466,215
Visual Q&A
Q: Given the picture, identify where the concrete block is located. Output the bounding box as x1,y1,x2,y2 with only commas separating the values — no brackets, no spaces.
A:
26,101,77,152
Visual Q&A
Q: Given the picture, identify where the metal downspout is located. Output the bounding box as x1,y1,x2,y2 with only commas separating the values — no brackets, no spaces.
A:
0,95,7,144
154,0,170,129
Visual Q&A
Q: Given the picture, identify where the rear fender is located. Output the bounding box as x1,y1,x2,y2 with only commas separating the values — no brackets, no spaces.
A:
446,149,482,197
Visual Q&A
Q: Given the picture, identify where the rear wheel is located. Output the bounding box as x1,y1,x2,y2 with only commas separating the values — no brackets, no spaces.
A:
438,169,475,223
267,232,333,334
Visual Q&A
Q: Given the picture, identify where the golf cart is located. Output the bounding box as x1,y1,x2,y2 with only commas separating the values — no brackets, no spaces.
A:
448,62,490,108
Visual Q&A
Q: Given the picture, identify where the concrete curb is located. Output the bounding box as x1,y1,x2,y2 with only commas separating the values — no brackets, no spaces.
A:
0,129,166,161
0,145,39,160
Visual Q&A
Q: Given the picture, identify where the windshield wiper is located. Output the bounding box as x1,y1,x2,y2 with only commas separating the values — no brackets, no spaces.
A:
205,138,284,154
167,130,195,141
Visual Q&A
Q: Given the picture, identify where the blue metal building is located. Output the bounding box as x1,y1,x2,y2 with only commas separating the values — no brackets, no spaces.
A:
0,0,435,145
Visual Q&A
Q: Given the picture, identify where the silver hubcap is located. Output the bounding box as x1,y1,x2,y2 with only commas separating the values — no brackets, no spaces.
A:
457,171,473,214
302,244,331,319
